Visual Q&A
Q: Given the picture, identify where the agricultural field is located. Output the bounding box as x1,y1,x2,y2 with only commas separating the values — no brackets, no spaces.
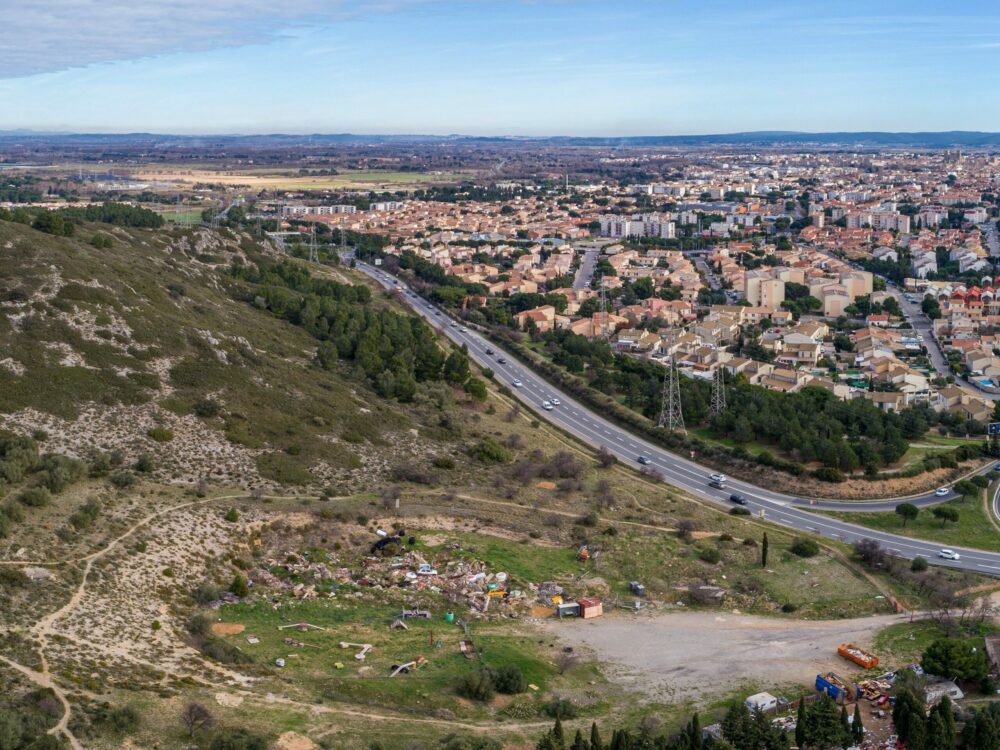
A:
131,167,475,191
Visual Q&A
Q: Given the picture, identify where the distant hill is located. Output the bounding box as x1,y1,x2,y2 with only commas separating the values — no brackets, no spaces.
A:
2,130,999,148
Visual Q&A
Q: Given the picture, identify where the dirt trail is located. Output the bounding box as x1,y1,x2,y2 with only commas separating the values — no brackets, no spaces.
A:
546,610,911,703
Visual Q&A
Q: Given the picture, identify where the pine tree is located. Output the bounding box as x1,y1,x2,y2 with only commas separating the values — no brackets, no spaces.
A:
570,729,589,750
761,533,769,568
795,699,807,749
926,710,946,750
851,703,864,745
591,722,604,750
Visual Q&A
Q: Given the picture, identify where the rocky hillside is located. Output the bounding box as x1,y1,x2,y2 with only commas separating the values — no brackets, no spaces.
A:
0,219,454,493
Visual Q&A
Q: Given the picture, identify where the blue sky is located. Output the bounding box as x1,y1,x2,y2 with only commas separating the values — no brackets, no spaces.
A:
1,0,999,135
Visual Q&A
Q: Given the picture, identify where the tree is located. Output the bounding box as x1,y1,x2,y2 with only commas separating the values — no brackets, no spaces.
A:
0,709,22,750
181,702,215,738
444,347,471,385
229,574,249,598
761,532,769,568
795,699,807,749
851,703,864,745
840,704,851,748
954,479,978,498
464,377,488,402
590,723,603,750
921,637,989,682
569,729,589,750
932,506,959,526
596,446,616,469
802,695,850,750
895,502,919,527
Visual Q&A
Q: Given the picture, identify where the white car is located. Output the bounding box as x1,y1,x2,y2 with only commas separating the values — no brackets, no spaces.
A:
542,401,554,411
939,549,960,561
461,327,468,333
512,379,523,388
934,487,950,497
550,397,561,405
709,473,727,484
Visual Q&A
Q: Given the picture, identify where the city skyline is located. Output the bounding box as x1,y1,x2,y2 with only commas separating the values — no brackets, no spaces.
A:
2,0,1000,136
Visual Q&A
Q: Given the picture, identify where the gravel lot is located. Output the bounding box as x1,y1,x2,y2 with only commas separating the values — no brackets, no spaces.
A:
547,610,910,702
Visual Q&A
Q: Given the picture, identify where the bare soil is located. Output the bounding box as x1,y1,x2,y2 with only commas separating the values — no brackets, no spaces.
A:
546,610,911,702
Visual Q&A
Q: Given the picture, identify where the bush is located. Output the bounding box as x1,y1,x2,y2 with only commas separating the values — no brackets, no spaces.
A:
17,487,51,507
187,613,212,637
543,698,578,719
432,456,456,470
469,437,513,465
698,546,721,564
110,471,137,489
729,506,751,516
813,467,846,483
192,398,221,418
790,537,820,558
134,453,156,473
911,556,929,572
147,427,174,443
209,727,267,750
455,670,495,701
224,508,239,523
492,664,527,694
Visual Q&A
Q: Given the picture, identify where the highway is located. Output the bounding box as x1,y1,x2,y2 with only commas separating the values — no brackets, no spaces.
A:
355,260,1000,576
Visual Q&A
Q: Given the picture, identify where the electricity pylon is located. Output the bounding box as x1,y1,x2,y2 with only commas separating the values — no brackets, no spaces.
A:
658,355,686,434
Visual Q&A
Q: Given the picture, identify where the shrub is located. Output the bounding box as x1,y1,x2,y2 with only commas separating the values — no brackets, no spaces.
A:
192,398,221,418
17,487,51,507
432,456,456,470
492,664,527,694
187,613,212,637
782,602,799,613
230,574,249,598
911,556,929,572
790,537,820,558
147,427,174,443
543,698,578,719
699,546,721,564
813,467,846,483
208,727,267,750
729,506,751,516
469,437,513,465
110,471,137,489
134,454,155,473
192,582,222,604
224,508,239,523
455,670,495,701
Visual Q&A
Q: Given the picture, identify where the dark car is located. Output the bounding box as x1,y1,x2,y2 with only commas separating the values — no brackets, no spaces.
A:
497,357,507,364
637,456,652,465
485,348,494,355
729,493,748,505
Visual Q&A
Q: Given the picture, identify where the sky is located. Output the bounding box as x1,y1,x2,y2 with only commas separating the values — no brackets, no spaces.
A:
1,0,999,136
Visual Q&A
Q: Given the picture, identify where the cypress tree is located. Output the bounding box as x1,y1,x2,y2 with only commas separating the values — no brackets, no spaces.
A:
762,533,769,567
938,695,956,748
570,729,590,750
851,702,864,745
795,699,807,749
839,704,851,749
553,718,566,750
591,722,604,750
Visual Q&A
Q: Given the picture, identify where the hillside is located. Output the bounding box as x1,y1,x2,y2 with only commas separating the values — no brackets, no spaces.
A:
0,219,448,493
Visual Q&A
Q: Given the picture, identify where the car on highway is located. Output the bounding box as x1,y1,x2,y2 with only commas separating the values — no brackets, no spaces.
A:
461,327,469,333
497,357,507,364
512,379,523,388
550,397,561,405
542,401,554,411
637,456,652,465
994,463,1000,472
709,473,727,484
485,348,494,355
450,322,458,327
939,549,961,561
729,493,748,505
935,487,950,497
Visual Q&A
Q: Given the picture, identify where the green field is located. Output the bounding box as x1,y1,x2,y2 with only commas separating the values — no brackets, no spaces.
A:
817,491,1000,552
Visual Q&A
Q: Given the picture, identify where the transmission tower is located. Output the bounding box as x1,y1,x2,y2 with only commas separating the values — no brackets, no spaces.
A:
308,221,319,263
658,355,686,434
710,366,727,416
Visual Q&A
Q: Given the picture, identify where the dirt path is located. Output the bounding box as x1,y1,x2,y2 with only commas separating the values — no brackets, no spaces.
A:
545,610,911,703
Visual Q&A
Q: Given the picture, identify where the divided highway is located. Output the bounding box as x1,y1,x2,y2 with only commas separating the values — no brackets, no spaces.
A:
355,260,1000,576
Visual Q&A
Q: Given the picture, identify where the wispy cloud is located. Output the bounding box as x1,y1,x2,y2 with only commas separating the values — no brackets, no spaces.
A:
0,0,438,78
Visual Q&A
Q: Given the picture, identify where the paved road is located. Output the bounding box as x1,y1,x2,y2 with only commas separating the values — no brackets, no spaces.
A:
356,261,1000,576
573,245,601,290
